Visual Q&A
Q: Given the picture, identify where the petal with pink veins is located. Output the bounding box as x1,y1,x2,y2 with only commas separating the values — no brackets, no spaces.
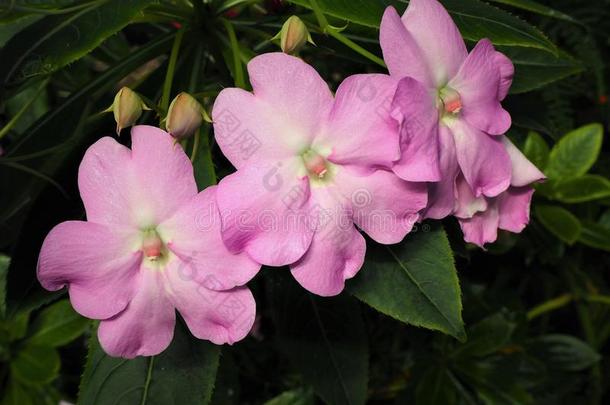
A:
290,187,365,296
37,221,141,320
401,0,468,86
336,167,427,244
494,51,514,101
449,39,511,135
158,186,261,291
391,77,441,182
163,260,256,345
216,160,315,266
98,269,175,358
316,74,401,170
448,119,511,198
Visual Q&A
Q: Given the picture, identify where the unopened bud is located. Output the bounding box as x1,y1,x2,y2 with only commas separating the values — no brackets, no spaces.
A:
275,16,314,55
166,92,208,140
105,87,150,135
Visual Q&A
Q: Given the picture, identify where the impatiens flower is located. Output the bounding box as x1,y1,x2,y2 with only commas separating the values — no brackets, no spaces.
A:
212,53,427,296
37,126,259,358
380,0,515,218
455,137,546,247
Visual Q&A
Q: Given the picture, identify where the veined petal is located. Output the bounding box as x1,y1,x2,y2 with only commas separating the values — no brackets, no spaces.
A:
454,174,488,219
290,186,365,296
449,39,511,135
336,167,427,244
158,186,261,291
448,119,511,198
424,125,459,219
379,6,433,86
498,186,535,233
391,77,441,182
37,221,140,320
164,260,256,345
458,202,500,248
98,268,175,358
402,0,468,86
502,137,546,186
315,74,401,170
494,51,514,101
216,160,315,266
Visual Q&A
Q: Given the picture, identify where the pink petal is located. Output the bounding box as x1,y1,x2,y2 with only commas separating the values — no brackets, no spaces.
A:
402,0,468,86
213,53,334,169
502,137,546,186
78,126,197,227
449,39,511,135
164,260,256,345
315,74,401,170
336,167,427,244
424,125,459,219
98,269,175,358
448,119,511,198
158,186,261,291
391,77,441,182
458,203,500,248
494,51,514,101
290,187,366,296
379,6,433,86
498,187,535,233
37,221,140,319
454,174,488,219
216,160,315,266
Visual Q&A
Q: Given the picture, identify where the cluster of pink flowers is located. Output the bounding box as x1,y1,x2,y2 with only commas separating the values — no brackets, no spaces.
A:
37,0,544,358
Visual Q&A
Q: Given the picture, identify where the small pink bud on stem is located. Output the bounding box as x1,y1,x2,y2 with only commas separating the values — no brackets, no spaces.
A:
105,87,150,135
166,92,208,140
274,16,314,55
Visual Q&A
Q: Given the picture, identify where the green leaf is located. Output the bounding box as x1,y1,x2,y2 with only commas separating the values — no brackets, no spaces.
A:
523,131,549,170
545,123,603,180
26,299,89,347
501,47,584,94
0,255,9,317
10,344,60,385
290,0,557,54
349,223,465,340
78,322,220,405
528,334,600,371
453,312,516,358
270,274,368,405
0,379,35,405
0,0,155,89
486,0,578,23
415,367,457,405
550,175,610,203
579,221,610,252
264,388,315,405
535,205,581,244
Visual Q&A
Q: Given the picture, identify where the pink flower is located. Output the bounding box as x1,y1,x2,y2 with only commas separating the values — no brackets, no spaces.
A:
37,126,259,358
212,53,427,296
380,0,515,218
455,137,546,247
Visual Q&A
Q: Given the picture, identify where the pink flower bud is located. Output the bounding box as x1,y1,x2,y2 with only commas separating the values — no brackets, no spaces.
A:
105,87,150,135
166,92,206,140
275,16,314,55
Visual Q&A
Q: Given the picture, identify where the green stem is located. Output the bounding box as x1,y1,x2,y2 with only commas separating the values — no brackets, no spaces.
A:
526,293,573,320
308,0,329,28
140,356,155,405
0,79,49,140
1,0,106,15
222,19,245,88
160,28,185,123
190,128,201,162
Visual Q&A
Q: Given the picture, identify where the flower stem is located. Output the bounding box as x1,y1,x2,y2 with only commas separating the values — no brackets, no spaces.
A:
222,18,246,88
160,28,185,124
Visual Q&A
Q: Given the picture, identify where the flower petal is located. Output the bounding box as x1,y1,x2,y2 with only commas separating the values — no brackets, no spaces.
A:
391,77,441,181
98,269,175,358
458,203,500,248
448,119,511,198
379,6,433,86
498,187,535,233
402,0,468,85
502,137,546,186
164,260,256,345
494,51,514,101
449,39,511,135
454,174,488,219
37,221,140,320
424,125,459,219
158,186,261,291
315,74,401,170
290,187,366,296
78,126,197,227
216,160,315,266
336,167,427,244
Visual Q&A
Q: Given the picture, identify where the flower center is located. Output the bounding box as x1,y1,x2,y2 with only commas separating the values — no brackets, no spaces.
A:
141,229,166,261
439,87,462,115
302,149,329,179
